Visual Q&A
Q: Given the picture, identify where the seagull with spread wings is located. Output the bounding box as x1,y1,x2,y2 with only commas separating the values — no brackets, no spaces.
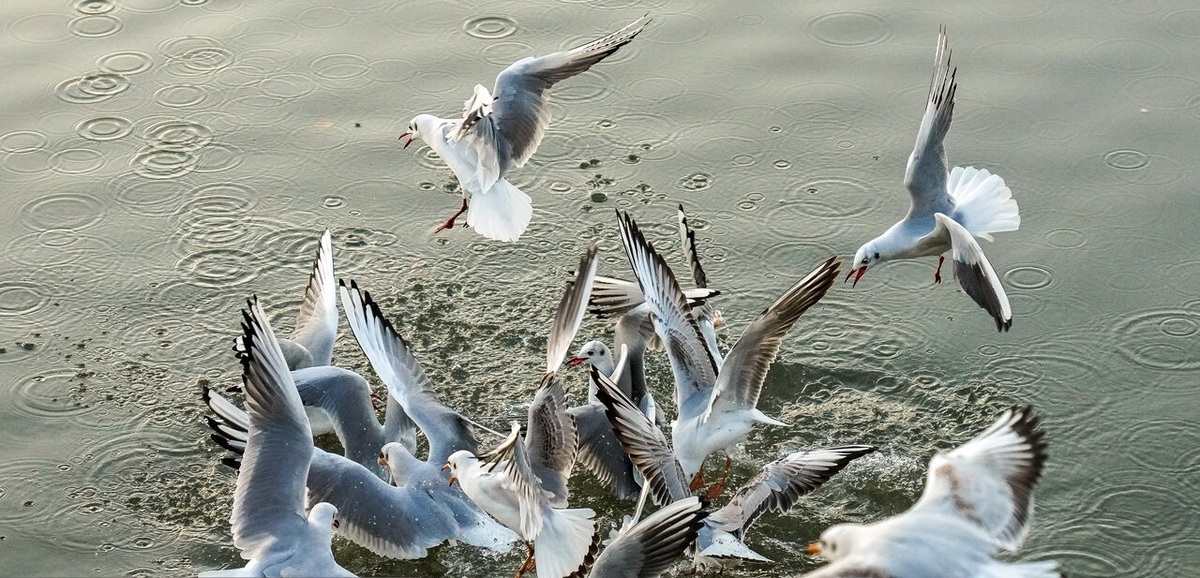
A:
399,16,649,241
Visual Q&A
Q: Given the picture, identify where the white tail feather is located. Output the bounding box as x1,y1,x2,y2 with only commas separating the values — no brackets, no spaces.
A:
948,166,1020,241
534,507,595,578
981,560,1060,578
466,178,533,242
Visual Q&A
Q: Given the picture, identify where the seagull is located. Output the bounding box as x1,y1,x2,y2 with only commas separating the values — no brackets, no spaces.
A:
845,27,1020,331
200,297,354,577
692,445,876,567
447,422,598,578
616,209,840,494
803,406,1059,578
575,496,707,578
207,290,518,560
398,15,649,242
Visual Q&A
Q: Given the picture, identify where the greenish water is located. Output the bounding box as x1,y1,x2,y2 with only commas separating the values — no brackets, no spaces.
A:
1,0,1197,576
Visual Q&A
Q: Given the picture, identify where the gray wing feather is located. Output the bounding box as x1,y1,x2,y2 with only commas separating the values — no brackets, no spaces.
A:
305,450,457,559
707,445,876,538
290,230,338,367
617,209,718,411
903,27,957,217
584,497,706,578
339,280,478,464
934,213,1013,331
548,246,599,373
489,16,649,169
527,374,578,507
568,403,641,499
591,366,691,505
230,297,314,560
705,257,839,418
480,422,548,539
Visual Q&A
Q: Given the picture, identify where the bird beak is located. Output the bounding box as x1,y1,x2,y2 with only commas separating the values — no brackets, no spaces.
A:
398,131,414,148
567,356,585,368
442,463,457,487
846,266,867,287
806,543,821,556
448,475,457,487
378,455,388,468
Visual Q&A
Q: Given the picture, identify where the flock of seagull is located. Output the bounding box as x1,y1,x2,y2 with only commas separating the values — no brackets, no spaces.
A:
197,14,1057,578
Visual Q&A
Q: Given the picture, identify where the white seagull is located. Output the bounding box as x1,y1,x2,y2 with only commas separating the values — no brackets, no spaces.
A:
447,422,598,578
617,209,840,493
576,496,707,578
846,28,1020,331
803,406,1059,578
200,297,354,577
398,16,650,242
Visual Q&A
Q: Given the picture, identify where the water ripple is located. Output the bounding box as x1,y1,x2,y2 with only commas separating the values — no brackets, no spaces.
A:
96,51,153,75
20,192,105,232
462,16,518,39
1112,306,1200,373
55,72,131,104
76,116,133,141
68,14,122,38
807,11,893,48
0,130,49,153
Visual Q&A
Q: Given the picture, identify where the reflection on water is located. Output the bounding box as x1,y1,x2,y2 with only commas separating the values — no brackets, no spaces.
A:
1,0,1199,576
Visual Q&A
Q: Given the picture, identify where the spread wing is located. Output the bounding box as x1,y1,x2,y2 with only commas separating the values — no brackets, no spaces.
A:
584,497,706,578
592,366,691,506
229,297,313,560
480,422,547,539
526,374,578,506
903,26,957,218
910,405,1047,550
290,229,338,366
617,209,718,412
704,257,839,420
483,15,649,170
339,280,478,464
930,213,1013,331
547,245,599,374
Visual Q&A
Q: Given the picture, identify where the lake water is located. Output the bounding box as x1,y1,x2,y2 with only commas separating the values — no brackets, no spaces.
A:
1,0,1197,576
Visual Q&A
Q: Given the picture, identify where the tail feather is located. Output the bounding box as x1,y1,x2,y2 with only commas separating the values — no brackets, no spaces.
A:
535,507,597,578
948,166,1019,241
982,560,1060,578
466,178,532,242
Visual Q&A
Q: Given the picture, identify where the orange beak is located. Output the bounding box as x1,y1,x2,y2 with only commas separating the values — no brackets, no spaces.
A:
377,455,388,468
806,543,822,556
567,356,585,368
399,131,414,148
442,463,456,487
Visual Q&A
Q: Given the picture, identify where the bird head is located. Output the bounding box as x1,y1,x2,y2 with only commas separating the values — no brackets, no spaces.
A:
568,340,609,369
808,523,864,561
846,243,881,287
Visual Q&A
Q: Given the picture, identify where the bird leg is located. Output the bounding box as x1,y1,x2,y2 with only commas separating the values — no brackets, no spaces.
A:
934,255,945,284
513,541,536,578
705,455,732,499
435,198,469,233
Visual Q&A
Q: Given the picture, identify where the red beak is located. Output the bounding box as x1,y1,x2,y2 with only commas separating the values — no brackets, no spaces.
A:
567,357,585,368
846,266,867,287
399,131,414,148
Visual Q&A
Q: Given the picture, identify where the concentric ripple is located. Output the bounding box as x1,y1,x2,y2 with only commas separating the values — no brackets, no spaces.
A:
1113,307,1200,372
807,11,893,48
19,193,105,231
55,72,131,104
462,16,518,39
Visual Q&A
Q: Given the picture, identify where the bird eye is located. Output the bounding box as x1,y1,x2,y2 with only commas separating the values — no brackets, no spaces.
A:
586,349,594,356
379,452,385,460
861,257,869,264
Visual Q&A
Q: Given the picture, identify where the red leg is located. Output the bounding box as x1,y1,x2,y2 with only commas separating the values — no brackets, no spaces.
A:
689,470,706,492
436,198,469,233
514,542,536,578
934,255,945,284
705,455,732,499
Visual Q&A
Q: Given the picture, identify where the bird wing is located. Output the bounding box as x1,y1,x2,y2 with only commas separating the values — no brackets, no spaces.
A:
229,297,314,560
617,209,718,412
704,257,839,420
568,403,641,499
903,27,957,218
929,213,1012,331
585,497,706,578
707,446,875,538
479,422,547,539
339,280,479,465
481,15,649,170
547,245,599,374
290,229,338,366
592,366,692,505
910,405,1048,550
526,373,578,506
